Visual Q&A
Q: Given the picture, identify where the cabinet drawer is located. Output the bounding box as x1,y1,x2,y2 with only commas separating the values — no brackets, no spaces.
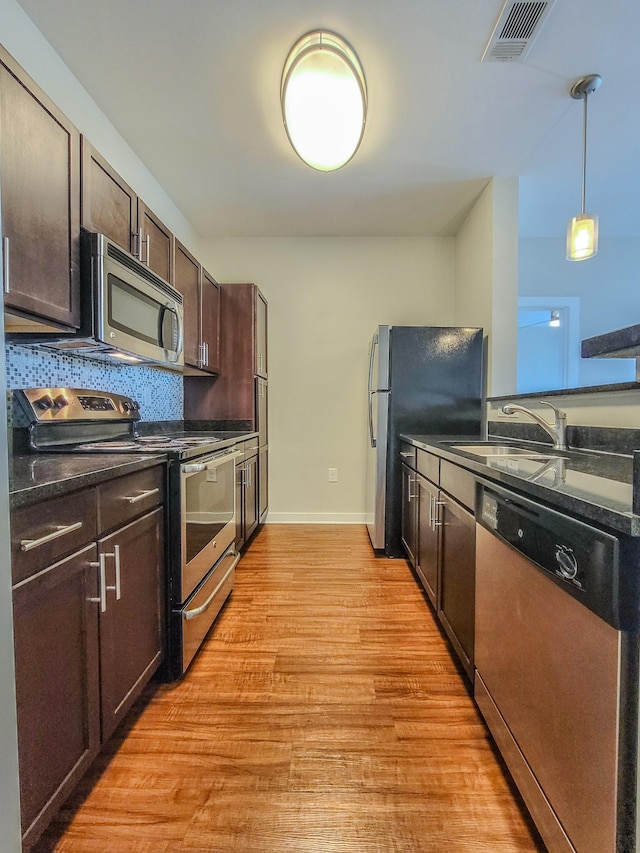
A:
417,449,440,484
440,460,476,511
243,437,259,460
11,490,97,585
399,441,417,469
98,466,164,534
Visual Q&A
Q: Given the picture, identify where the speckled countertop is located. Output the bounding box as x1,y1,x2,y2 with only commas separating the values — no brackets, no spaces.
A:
9,454,168,510
401,434,638,536
9,431,258,510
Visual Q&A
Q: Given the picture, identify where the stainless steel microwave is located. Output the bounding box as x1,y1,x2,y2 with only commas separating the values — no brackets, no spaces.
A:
23,232,184,371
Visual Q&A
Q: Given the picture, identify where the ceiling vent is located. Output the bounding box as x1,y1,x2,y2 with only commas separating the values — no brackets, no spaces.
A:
482,0,557,62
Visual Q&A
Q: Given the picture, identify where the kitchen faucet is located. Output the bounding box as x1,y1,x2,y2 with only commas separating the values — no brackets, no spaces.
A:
501,401,568,451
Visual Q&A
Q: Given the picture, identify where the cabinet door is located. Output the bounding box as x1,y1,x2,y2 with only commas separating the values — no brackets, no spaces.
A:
256,378,268,447
258,446,268,522
175,240,201,369
98,508,163,741
201,269,220,373
255,288,268,378
235,460,245,551
416,475,439,607
437,493,475,679
13,544,100,847
138,199,174,284
400,464,418,566
81,139,137,255
244,456,259,542
0,51,80,329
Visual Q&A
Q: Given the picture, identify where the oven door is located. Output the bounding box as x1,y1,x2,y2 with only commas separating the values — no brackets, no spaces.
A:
180,448,242,601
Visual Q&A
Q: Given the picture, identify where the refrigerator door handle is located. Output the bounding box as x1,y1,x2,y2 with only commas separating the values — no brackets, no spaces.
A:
368,390,376,448
368,334,379,448
368,334,378,393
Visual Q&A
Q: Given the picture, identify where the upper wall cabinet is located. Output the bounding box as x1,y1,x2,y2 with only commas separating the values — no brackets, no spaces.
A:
81,139,175,285
175,240,220,375
0,48,80,331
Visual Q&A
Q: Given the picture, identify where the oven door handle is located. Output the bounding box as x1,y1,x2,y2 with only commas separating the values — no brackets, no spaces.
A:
183,448,242,474
184,551,240,620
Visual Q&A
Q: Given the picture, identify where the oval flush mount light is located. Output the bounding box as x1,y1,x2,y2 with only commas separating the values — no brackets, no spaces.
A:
281,30,367,171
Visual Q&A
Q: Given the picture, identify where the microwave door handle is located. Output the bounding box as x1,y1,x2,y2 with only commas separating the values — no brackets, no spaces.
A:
160,303,183,363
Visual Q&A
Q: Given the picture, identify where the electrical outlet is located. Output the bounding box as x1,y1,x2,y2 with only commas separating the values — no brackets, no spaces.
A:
328,467,338,482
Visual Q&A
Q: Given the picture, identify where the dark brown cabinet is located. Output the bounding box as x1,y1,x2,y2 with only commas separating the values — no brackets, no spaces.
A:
0,48,80,331
175,240,220,374
81,139,175,284
183,283,268,531
400,444,476,680
235,439,259,550
98,508,163,741
11,465,165,850
13,545,100,849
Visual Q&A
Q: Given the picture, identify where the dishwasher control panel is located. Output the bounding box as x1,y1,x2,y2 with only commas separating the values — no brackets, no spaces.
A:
478,483,622,627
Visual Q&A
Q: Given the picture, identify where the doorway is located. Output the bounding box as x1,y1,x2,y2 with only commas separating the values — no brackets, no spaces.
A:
517,297,580,393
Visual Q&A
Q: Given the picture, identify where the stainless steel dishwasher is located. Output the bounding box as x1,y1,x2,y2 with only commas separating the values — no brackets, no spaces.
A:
475,481,640,853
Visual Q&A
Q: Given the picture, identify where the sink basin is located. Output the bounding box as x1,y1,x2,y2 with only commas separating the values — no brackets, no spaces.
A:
451,443,561,459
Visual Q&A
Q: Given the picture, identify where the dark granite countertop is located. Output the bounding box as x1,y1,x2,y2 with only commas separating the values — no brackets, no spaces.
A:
401,433,638,536
9,429,258,510
10,453,167,510
581,323,640,359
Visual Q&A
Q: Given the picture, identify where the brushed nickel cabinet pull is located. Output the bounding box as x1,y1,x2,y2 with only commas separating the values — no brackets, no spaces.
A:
20,521,83,552
87,556,107,612
124,487,160,504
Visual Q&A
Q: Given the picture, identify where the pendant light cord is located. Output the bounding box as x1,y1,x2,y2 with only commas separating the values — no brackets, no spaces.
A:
581,92,588,215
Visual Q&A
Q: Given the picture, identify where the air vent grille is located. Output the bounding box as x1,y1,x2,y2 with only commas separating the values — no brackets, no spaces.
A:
482,0,556,62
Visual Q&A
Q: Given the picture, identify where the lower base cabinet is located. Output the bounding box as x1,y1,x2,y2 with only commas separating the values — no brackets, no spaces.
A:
400,445,476,680
13,544,101,849
98,508,164,741
11,467,165,850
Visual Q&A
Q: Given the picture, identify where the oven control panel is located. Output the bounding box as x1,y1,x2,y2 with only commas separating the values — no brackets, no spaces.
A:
15,388,140,423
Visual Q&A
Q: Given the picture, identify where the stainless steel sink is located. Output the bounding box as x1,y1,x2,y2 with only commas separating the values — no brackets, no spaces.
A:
450,443,561,459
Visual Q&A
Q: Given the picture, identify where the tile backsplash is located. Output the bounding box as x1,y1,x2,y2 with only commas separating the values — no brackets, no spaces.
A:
5,344,183,424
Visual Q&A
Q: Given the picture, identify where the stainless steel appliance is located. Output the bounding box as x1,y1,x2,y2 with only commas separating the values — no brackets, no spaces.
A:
15,387,242,680
475,481,640,853
18,232,184,370
366,325,484,556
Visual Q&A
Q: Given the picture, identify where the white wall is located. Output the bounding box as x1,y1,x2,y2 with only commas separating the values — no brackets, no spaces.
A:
454,178,519,396
200,237,455,522
519,236,638,387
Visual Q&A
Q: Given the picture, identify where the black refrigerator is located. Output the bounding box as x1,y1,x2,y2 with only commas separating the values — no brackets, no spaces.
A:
365,325,484,556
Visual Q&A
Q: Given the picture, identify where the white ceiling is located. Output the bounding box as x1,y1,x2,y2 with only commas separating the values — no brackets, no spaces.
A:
16,0,640,239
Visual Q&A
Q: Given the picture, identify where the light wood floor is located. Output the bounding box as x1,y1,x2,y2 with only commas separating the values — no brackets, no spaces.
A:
35,524,545,853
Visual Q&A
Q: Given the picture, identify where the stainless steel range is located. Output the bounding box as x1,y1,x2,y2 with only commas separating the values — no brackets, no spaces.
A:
15,387,242,680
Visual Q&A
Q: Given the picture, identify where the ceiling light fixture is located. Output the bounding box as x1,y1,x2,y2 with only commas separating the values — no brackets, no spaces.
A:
280,30,367,171
566,73,602,262
549,310,561,327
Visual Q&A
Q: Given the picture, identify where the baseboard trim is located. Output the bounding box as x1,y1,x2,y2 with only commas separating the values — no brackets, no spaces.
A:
264,513,367,524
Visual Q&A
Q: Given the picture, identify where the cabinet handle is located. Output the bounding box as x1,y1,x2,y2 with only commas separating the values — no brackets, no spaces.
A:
102,546,122,600
429,493,434,527
400,451,413,459
124,487,160,504
204,341,209,366
3,236,9,294
246,463,252,488
144,233,150,266
88,556,107,613
433,498,446,528
20,521,83,552
184,552,240,620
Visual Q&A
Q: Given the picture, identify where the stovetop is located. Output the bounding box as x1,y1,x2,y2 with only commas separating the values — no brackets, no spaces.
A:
13,387,226,460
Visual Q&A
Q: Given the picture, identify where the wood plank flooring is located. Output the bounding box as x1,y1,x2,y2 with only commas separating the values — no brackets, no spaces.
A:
35,524,545,853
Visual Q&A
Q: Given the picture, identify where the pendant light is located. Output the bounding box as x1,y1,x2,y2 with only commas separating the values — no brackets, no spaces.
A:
566,74,602,261
281,30,367,171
